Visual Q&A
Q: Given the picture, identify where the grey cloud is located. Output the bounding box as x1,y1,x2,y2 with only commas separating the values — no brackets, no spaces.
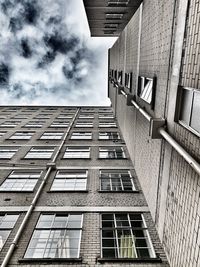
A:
0,0,115,105
0,63,10,85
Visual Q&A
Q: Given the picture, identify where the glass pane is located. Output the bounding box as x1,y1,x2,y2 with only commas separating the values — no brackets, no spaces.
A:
191,91,200,133
0,230,10,250
102,248,117,258
179,89,193,125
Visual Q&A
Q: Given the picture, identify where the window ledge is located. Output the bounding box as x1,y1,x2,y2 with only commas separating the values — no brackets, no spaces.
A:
47,190,88,193
98,190,140,193
19,257,82,263
97,257,161,263
0,190,34,193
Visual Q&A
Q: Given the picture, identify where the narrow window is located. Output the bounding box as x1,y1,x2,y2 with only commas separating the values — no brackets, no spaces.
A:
179,87,200,135
106,13,124,20
24,214,83,259
51,170,88,191
101,213,156,259
0,170,42,192
0,214,19,251
24,147,54,159
64,147,90,159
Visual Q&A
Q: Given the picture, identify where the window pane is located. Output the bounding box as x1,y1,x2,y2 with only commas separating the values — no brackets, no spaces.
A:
191,91,200,133
179,89,193,125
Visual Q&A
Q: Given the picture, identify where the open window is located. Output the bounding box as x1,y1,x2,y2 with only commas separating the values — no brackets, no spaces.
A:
138,76,156,108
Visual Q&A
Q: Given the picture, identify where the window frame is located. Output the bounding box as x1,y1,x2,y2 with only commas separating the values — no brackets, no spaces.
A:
0,147,18,159
137,76,156,109
99,147,126,159
63,147,91,159
50,170,88,192
176,86,200,137
0,170,42,192
98,132,121,140
70,132,92,140
24,147,55,159
0,213,19,251
9,131,35,140
39,132,64,140
100,213,156,260
23,213,83,260
99,170,136,192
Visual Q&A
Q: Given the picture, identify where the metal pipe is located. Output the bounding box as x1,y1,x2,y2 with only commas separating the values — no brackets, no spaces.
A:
131,99,152,122
1,108,80,267
158,127,200,176
120,89,127,98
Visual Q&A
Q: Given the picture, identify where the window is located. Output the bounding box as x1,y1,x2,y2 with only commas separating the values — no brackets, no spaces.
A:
99,132,120,140
51,170,88,191
57,115,73,119
125,72,132,90
34,114,51,119
0,147,18,159
75,121,93,128
99,147,126,159
0,132,6,137
100,170,135,191
108,0,130,6
117,71,123,85
12,115,30,119
50,121,69,128
106,13,124,20
99,114,114,119
0,170,42,192
24,213,83,259
179,87,200,135
71,132,92,140
99,122,117,128
104,23,119,29
40,132,63,140
0,121,21,127
24,121,45,128
24,147,54,159
64,147,90,159
138,76,156,106
78,114,94,119
0,214,19,251
101,213,156,259
9,132,34,140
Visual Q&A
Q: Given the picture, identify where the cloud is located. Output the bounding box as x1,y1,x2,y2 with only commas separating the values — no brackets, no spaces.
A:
0,0,116,105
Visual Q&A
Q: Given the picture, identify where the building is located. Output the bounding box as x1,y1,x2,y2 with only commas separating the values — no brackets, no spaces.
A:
84,0,200,266
0,106,169,266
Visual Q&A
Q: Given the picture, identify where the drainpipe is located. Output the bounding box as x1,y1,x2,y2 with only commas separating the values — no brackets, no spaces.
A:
1,108,80,267
119,88,200,176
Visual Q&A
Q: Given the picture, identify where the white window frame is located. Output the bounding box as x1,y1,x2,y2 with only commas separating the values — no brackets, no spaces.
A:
51,170,88,191
24,147,54,159
0,170,42,192
63,147,90,159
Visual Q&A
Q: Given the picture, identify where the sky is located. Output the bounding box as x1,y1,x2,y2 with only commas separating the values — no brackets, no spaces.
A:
0,0,116,106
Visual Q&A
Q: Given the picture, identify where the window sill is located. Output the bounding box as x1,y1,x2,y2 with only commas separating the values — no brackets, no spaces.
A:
0,190,34,193
19,258,82,263
98,190,140,193
97,257,161,263
47,190,88,193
